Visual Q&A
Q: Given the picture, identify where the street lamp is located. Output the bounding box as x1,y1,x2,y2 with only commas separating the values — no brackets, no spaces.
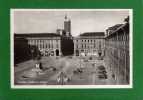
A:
79,54,83,79
31,48,34,60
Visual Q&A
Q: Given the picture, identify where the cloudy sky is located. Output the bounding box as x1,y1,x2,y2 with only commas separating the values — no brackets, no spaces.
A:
13,9,130,36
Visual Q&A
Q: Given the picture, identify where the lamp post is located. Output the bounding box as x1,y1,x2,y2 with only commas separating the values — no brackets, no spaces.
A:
31,48,34,60
79,54,82,79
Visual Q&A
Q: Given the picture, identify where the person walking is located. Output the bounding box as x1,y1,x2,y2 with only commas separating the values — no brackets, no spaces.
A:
34,55,43,75
57,71,68,85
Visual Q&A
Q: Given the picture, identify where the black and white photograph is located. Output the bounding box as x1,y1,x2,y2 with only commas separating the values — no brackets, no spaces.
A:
11,9,132,88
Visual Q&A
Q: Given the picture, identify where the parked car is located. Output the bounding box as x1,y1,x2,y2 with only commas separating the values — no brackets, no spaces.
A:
98,65,105,70
73,68,83,74
84,59,88,62
98,70,107,74
98,74,107,79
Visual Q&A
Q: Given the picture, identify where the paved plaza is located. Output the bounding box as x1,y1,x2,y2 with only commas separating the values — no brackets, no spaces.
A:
14,56,116,85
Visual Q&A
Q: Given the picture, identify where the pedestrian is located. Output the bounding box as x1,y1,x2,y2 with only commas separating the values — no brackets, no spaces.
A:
34,55,43,73
35,57,40,69
112,73,115,79
57,72,68,85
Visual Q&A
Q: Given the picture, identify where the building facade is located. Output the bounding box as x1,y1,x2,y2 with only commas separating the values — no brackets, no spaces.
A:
104,17,130,84
15,33,62,56
14,15,73,57
73,32,105,57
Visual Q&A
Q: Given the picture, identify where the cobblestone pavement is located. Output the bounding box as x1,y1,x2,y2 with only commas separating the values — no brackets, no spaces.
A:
14,56,116,85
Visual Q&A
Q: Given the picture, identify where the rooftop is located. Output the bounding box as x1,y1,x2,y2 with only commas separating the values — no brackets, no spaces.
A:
107,24,123,31
79,32,105,37
106,23,129,37
14,33,61,38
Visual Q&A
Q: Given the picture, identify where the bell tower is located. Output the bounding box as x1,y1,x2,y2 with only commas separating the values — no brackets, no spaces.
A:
64,15,71,36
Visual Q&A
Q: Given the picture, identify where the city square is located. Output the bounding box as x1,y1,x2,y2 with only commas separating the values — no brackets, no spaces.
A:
14,56,116,85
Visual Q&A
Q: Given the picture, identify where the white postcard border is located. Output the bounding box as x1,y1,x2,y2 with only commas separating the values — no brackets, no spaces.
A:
10,9,133,89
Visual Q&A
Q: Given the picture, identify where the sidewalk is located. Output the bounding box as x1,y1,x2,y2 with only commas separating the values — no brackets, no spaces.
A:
103,60,116,85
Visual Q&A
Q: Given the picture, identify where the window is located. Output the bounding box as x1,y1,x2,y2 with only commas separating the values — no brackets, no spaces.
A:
51,44,53,48
56,44,58,48
76,45,78,48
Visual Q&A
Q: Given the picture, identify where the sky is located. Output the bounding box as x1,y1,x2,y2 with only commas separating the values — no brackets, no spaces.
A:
13,10,130,36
